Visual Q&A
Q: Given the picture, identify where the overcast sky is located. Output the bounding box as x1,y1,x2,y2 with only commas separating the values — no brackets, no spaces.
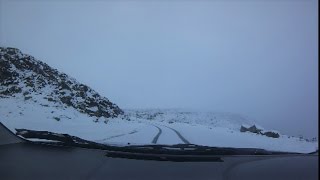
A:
0,0,318,138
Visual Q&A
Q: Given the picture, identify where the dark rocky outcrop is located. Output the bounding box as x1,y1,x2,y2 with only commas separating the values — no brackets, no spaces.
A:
0,47,123,119
240,125,262,134
240,125,280,138
263,131,280,138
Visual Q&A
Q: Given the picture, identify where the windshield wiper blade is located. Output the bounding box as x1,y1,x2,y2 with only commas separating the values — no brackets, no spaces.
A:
15,128,105,149
105,150,224,162
124,144,298,156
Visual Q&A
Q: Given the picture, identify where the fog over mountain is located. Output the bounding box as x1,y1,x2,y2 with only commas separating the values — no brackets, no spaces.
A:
0,0,318,138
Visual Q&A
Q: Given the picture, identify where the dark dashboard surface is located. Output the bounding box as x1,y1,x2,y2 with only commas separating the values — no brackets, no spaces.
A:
0,142,318,180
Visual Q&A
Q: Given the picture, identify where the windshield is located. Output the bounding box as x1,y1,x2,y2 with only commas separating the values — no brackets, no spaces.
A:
0,0,318,154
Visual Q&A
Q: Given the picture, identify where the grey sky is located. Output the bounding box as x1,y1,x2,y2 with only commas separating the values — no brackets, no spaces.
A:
0,0,318,138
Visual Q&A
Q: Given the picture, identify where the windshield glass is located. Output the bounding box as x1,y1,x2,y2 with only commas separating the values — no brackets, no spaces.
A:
0,0,318,154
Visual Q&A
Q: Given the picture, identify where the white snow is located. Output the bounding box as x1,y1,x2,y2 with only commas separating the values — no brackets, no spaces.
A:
87,106,98,112
0,97,318,153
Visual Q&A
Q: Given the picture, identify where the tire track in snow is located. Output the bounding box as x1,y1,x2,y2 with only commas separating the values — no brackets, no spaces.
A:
97,130,138,142
150,123,190,144
163,125,190,144
150,124,162,144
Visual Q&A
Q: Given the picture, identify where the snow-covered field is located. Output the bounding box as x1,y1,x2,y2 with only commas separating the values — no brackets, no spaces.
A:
0,95,317,153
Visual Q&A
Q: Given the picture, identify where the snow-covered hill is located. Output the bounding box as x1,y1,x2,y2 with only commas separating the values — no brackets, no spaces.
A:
0,47,123,118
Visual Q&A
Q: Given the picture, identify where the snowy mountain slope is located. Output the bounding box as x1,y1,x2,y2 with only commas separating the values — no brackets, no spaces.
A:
0,47,123,118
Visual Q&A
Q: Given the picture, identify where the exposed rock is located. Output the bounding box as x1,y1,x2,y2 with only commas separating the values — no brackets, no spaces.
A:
24,96,32,101
240,125,248,132
263,131,280,138
240,125,262,134
240,125,280,138
53,117,60,121
248,125,262,134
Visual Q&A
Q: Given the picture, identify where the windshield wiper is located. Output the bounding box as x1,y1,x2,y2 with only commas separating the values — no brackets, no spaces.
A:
15,128,107,149
116,144,300,156
15,128,302,161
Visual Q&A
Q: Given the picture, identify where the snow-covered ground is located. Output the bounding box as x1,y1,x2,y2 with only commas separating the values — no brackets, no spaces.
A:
0,95,318,153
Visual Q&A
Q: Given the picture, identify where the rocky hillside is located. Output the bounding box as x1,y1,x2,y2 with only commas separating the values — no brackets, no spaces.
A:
0,47,123,118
